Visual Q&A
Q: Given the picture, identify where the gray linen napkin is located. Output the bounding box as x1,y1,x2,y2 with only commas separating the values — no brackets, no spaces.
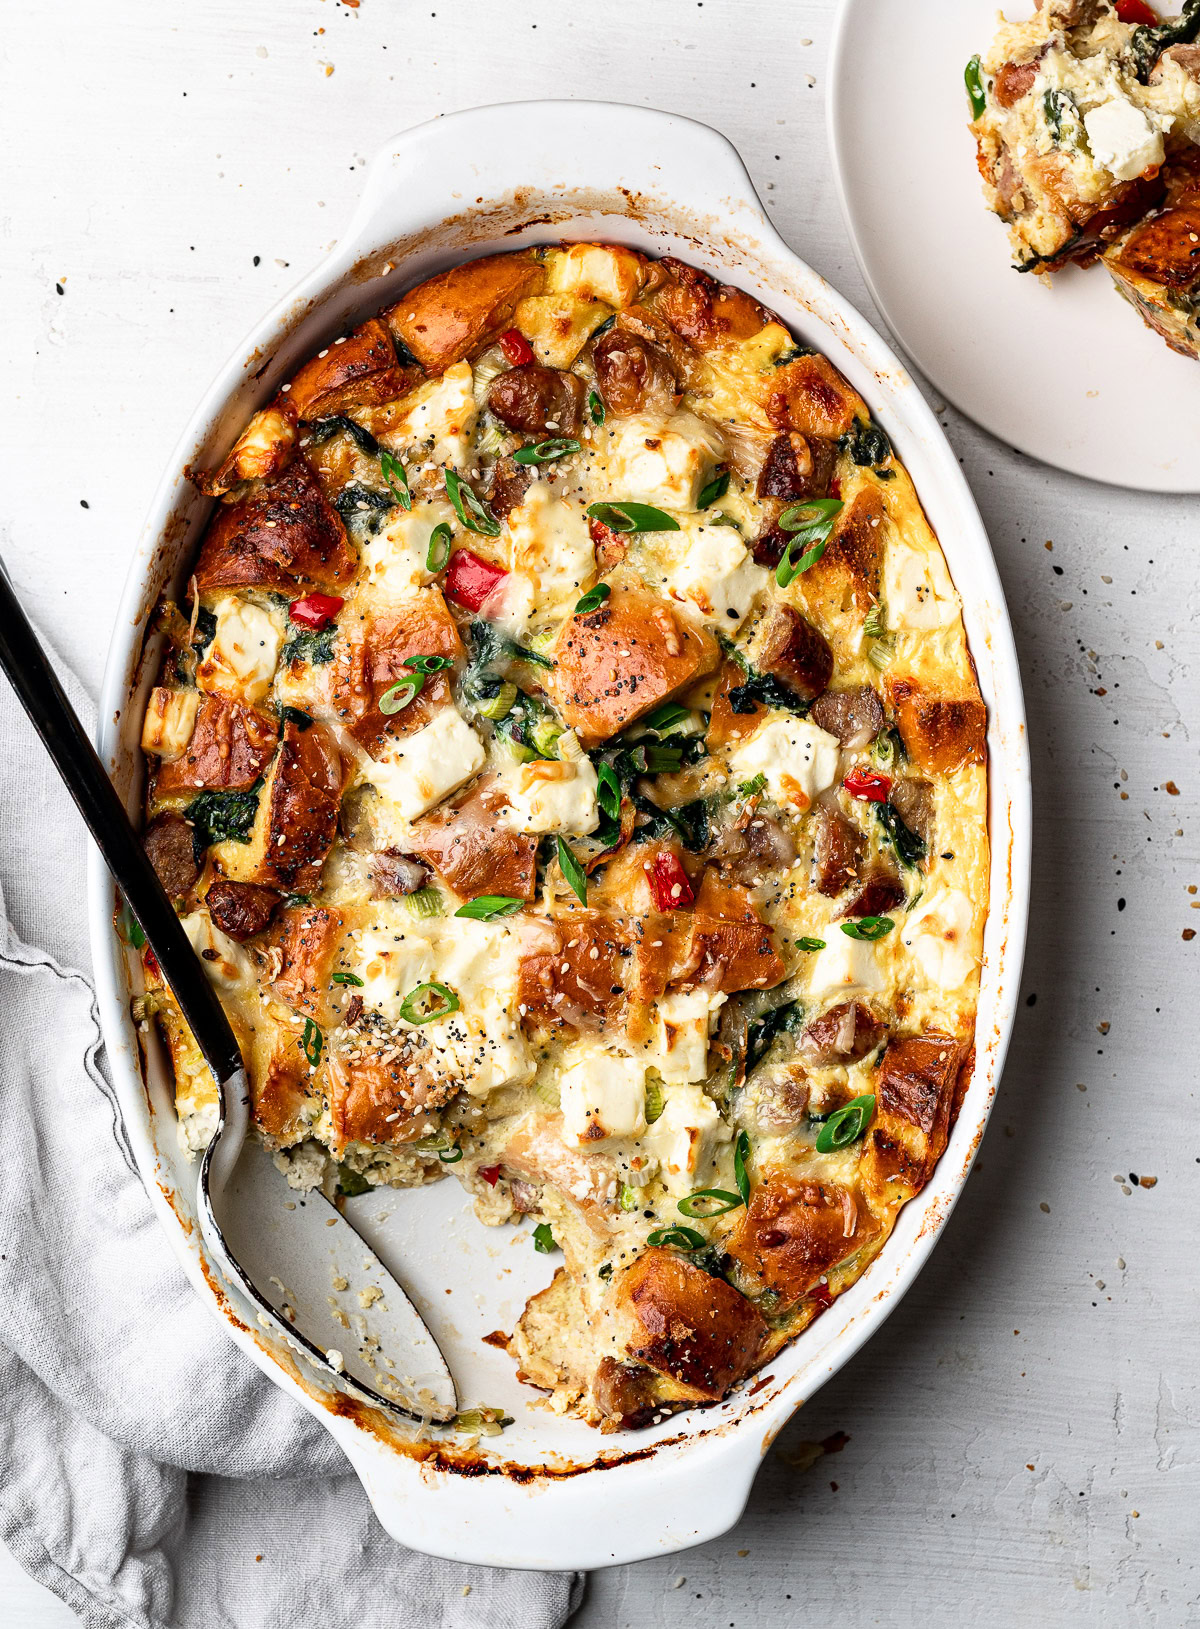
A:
0,633,582,1628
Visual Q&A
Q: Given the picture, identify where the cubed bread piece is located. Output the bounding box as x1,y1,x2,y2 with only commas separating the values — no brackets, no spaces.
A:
383,253,544,373
517,911,632,1031
194,458,358,593
767,354,866,438
198,402,297,497
860,1033,968,1204
266,904,346,1023
549,587,719,747
210,721,342,890
332,589,465,754
652,256,771,350
725,1172,876,1307
886,677,987,775
601,1247,768,1403
1105,200,1200,359
407,780,538,901
284,318,415,421
803,485,885,616
153,694,278,794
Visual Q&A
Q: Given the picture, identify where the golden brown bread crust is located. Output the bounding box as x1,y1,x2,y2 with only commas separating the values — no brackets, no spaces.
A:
860,1033,967,1204
549,587,719,747
805,485,885,615
267,904,345,1023
331,592,465,753
195,458,358,593
651,256,771,350
887,677,988,775
767,354,866,439
407,781,538,901
604,1248,768,1403
284,317,417,421
383,254,545,373
153,695,277,794
725,1172,876,1308
251,1042,315,1143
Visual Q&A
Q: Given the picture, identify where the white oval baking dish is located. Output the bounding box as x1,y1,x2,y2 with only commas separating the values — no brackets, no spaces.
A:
88,100,1031,1571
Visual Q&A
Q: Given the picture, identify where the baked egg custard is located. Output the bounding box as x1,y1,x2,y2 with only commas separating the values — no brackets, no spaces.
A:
135,243,988,1430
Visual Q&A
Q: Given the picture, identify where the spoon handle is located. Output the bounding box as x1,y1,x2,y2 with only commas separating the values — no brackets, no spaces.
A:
0,556,242,1083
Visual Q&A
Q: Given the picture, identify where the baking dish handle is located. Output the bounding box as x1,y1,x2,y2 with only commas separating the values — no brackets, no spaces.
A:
334,99,775,276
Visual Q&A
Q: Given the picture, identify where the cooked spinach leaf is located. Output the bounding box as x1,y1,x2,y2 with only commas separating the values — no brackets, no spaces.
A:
467,619,553,673
281,624,336,665
280,706,313,731
1128,0,1200,83
877,800,926,869
334,483,394,537
746,999,805,1073
727,671,811,717
839,417,892,468
187,781,262,858
302,414,380,456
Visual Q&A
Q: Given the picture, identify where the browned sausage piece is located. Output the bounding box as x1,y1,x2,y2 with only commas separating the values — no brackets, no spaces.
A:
992,58,1041,109
812,803,864,897
591,1357,660,1430
756,433,813,500
809,684,885,747
487,364,585,435
593,318,682,416
889,776,935,845
488,456,533,521
370,852,430,898
797,1001,886,1066
205,880,281,942
143,812,198,899
654,257,771,350
755,606,833,702
839,866,905,921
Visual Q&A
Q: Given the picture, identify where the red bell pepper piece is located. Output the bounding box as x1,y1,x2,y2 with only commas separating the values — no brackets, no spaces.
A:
1115,0,1158,23
498,328,534,367
443,548,508,613
478,1165,501,1187
843,768,892,803
829,476,842,500
647,851,695,912
288,593,344,631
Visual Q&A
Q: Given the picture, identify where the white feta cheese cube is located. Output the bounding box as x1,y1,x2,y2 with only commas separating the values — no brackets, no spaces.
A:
196,597,282,704
505,483,596,619
385,360,477,467
559,1045,648,1147
1084,97,1164,182
901,889,978,991
725,714,841,810
592,410,723,511
639,1080,730,1195
805,932,886,1003
355,919,437,1024
645,988,727,1084
362,499,457,600
661,518,767,628
495,750,599,836
544,243,647,307
141,687,199,758
363,705,485,822
882,543,959,631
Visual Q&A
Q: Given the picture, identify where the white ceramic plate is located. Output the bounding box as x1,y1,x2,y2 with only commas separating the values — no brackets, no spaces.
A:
829,0,1200,492
88,100,1030,1569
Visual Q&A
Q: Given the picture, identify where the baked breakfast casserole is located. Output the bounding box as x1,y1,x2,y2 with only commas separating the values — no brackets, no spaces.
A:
968,0,1200,356
133,242,988,1431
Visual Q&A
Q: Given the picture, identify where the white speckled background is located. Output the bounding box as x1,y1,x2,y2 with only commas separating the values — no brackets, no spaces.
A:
2,1,1196,1623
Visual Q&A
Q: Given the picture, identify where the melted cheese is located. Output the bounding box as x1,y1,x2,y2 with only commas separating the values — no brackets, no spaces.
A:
901,889,979,992
361,499,457,600
141,687,199,758
559,1042,647,1146
196,598,282,704
386,361,477,467
644,988,727,1085
725,714,841,810
660,518,767,628
496,752,599,836
589,410,723,511
639,1080,730,1195
360,706,485,824
505,483,595,619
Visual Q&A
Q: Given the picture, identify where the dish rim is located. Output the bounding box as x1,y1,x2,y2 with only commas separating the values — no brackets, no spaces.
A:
86,97,1031,1569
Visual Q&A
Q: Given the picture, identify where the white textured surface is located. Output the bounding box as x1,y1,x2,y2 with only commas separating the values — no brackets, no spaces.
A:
2,0,1197,1624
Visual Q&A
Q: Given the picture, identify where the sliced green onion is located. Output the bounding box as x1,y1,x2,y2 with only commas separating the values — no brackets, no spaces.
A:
697,470,730,509
868,638,896,672
775,499,843,587
779,497,842,533
840,916,895,941
733,1129,752,1206
443,467,501,536
737,773,766,798
532,1222,557,1253
710,511,742,530
870,729,896,770
120,904,147,949
331,970,364,986
379,674,422,714
619,1182,639,1212
574,582,611,616
585,501,680,534
642,701,689,734
596,761,622,822
556,836,587,905
644,1078,665,1124
513,437,582,465
647,1224,707,1251
398,981,460,1024
455,895,524,921
677,1187,743,1218
476,681,518,721
439,1143,464,1164
815,1092,876,1154
301,1017,323,1068
965,54,986,120
337,1164,371,1197
404,887,444,919
864,602,888,640
797,936,826,953
379,449,412,511
588,388,605,425
426,522,452,573
404,653,455,674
